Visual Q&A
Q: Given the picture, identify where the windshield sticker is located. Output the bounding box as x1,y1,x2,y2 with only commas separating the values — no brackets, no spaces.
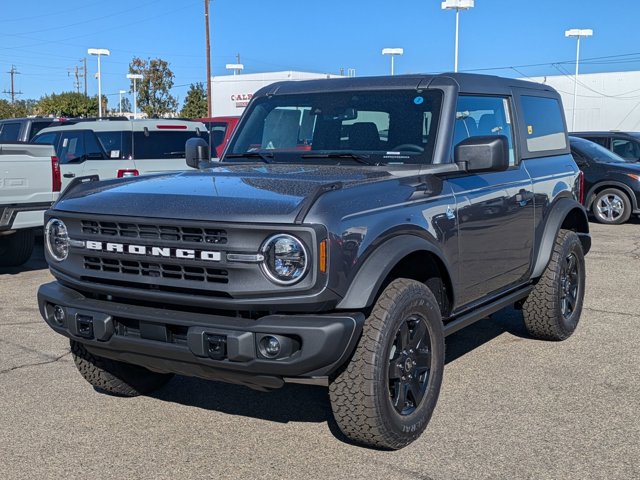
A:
413,96,425,105
110,150,120,158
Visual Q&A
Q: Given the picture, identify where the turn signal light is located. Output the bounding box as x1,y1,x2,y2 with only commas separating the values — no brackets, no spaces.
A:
319,239,327,273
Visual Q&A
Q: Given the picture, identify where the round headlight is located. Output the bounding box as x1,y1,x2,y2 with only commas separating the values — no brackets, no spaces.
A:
260,234,308,285
45,218,69,262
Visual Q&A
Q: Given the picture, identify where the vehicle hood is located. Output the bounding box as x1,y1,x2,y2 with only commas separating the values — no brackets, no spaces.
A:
53,164,394,223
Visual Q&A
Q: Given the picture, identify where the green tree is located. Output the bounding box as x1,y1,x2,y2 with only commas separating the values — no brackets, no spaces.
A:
0,98,37,119
36,92,99,117
180,83,208,118
129,57,178,117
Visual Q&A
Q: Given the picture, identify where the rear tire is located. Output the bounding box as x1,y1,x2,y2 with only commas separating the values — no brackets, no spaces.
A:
592,188,631,224
0,229,35,267
329,279,445,450
522,229,585,341
71,340,173,396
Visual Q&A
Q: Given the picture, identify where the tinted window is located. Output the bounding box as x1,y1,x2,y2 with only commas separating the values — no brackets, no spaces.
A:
612,139,640,161
95,131,132,159
0,122,21,141
229,90,443,164
32,132,60,146
452,96,515,165
29,121,56,140
206,122,228,149
521,96,567,153
582,136,608,148
132,131,204,159
59,131,86,163
84,131,106,159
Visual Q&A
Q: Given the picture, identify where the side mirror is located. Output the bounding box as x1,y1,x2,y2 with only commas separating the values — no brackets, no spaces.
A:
454,135,509,173
185,137,215,169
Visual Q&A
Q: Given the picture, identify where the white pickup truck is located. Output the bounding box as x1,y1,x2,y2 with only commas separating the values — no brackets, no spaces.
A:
0,142,60,266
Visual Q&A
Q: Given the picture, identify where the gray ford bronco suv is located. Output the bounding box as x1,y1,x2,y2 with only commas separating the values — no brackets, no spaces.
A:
38,73,590,449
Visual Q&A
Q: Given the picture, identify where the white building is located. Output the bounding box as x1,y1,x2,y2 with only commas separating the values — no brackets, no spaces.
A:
210,71,344,117
527,71,640,132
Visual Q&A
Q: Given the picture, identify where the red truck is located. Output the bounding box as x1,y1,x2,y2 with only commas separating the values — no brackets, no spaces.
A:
197,116,240,157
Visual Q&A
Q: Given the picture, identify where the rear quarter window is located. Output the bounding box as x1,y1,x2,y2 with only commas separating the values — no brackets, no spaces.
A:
132,131,204,159
0,122,22,141
520,96,567,154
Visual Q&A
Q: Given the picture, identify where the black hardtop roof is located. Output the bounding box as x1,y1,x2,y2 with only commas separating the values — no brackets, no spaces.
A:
254,72,557,98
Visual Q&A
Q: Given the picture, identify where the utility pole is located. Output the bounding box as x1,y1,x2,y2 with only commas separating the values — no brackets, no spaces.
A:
81,58,88,96
204,0,212,117
68,65,81,93
3,65,22,104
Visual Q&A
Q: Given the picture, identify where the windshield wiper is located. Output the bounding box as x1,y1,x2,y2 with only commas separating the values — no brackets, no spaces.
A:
225,151,274,164
301,152,377,165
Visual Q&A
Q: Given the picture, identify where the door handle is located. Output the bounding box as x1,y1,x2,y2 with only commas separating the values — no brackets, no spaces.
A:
63,173,76,178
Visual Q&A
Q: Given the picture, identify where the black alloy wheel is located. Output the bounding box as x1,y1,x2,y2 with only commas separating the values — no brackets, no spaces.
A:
388,315,432,416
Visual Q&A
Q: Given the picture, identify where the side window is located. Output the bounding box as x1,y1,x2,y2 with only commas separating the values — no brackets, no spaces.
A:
95,131,130,159
612,139,640,161
59,131,86,163
29,121,55,140
520,96,567,153
452,96,515,165
32,132,60,147
208,122,228,149
0,122,22,142
84,131,105,159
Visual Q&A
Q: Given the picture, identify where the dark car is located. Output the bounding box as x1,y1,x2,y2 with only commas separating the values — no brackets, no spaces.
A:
570,136,640,224
38,73,590,450
572,131,640,163
0,117,63,142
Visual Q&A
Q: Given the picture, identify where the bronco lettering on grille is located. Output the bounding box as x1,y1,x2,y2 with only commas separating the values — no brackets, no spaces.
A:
85,241,221,261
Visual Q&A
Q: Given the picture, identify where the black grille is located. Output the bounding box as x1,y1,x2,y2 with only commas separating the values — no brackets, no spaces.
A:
83,256,229,284
80,220,227,245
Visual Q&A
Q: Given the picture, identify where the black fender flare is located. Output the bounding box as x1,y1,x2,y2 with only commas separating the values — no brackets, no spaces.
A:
531,198,590,279
336,234,451,310
585,181,638,211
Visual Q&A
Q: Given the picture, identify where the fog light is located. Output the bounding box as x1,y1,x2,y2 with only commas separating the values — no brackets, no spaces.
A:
52,305,65,326
262,336,281,358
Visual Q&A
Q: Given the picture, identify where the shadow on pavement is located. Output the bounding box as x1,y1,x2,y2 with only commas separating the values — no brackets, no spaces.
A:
150,306,529,444
0,236,48,275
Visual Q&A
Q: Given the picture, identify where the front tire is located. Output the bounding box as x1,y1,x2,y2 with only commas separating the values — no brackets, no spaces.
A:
0,229,35,267
329,279,445,450
592,188,631,224
71,340,173,396
522,229,585,341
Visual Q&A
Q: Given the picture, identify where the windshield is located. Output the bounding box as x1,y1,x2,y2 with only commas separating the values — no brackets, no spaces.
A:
226,90,442,165
570,137,629,164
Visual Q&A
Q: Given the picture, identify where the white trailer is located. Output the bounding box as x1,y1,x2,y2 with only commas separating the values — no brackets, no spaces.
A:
211,71,344,117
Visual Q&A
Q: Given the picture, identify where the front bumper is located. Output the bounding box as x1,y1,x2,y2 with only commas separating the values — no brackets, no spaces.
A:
38,282,364,390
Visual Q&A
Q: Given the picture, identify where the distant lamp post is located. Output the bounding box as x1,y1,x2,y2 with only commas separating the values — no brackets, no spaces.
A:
126,73,143,119
381,48,404,76
118,90,126,115
87,48,110,118
226,63,244,76
565,28,593,131
441,0,474,73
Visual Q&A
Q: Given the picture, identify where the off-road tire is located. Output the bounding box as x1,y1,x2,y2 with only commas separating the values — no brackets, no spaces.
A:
329,278,445,450
522,229,585,341
0,229,35,267
592,188,631,225
71,340,173,396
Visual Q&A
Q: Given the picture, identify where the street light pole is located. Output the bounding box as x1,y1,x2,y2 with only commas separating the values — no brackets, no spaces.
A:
381,48,404,76
565,28,593,131
205,0,212,117
441,0,474,73
126,73,143,119
88,48,110,118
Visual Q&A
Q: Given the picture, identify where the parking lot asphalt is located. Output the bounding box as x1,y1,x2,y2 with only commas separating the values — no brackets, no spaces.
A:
1,224,639,480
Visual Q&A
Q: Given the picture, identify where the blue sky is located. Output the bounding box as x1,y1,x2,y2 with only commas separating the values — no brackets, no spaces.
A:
1,0,638,108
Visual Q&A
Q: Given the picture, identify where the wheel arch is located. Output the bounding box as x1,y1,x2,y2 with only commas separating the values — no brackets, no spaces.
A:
531,198,590,279
336,234,454,314
585,181,637,211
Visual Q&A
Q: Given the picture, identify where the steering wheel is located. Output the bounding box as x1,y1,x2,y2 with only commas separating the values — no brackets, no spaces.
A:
391,144,424,153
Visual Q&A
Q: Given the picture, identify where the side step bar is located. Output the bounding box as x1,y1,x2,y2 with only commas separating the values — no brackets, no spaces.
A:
443,286,534,337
